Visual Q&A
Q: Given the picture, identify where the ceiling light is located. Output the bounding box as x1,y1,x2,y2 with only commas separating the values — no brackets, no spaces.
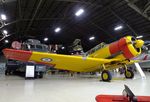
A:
55,27,61,33
61,46,65,49
5,39,9,43
3,30,8,34
44,37,48,41
1,14,7,20
75,8,84,16
114,25,123,31
89,36,95,40
136,35,143,39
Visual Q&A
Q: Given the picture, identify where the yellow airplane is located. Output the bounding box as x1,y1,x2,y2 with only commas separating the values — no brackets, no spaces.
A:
3,36,144,81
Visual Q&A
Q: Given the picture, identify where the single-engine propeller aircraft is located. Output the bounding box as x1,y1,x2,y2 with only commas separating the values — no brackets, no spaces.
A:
3,36,144,81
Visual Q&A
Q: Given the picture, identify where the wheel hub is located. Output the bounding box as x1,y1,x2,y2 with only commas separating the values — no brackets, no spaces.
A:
103,73,108,80
126,71,131,77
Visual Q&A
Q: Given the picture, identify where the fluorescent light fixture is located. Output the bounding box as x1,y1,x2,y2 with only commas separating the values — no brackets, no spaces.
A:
89,36,95,40
114,25,123,31
75,8,84,16
5,39,9,43
136,35,143,39
55,27,61,33
61,46,65,49
1,14,6,20
44,37,48,41
3,30,8,34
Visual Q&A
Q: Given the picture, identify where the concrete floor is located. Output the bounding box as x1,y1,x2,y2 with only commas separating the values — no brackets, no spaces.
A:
0,72,150,102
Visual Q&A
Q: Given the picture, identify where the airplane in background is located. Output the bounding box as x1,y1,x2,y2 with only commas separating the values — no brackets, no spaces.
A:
2,36,144,81
134,51,150,61
130,50,150,71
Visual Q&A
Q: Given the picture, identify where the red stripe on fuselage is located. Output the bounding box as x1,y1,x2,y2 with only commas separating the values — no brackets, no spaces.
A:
2,48,32,62
109,37,134,59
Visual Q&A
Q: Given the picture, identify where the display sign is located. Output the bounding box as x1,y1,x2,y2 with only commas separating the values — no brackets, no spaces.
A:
25,65,35,78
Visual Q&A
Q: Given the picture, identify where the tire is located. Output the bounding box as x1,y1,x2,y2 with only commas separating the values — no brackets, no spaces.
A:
101,70,112,81
39,72,43,78
125,69,134,79
5,69,11,75
5,70,8,75
35,72,38,78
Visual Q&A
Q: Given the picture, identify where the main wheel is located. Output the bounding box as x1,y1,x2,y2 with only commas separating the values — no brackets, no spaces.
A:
5,69,11,75
39,72,43,78
124,69,134,79
5,70,9,75
101,70,112,81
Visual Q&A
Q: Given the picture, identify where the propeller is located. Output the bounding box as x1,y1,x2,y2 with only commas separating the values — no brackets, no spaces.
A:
129,37,144,53
134,39,144,48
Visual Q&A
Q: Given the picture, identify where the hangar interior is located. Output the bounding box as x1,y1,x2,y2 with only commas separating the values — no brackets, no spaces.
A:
0,0,150,102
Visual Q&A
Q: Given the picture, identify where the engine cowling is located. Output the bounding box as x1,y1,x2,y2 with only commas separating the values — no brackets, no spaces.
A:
89,36,144,60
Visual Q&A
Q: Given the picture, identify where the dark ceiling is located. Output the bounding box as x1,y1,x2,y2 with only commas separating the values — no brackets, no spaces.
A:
0,0,150,51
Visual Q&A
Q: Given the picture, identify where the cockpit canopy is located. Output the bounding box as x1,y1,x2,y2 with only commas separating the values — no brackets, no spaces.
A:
85,42,107,56
22,39,49,52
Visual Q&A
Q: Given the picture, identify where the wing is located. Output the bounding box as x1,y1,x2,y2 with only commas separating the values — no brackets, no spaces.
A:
3,48,118,72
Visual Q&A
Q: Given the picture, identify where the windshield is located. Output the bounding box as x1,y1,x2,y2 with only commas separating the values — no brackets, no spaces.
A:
36,45,43,49
30,45,35,49
25,44,49,52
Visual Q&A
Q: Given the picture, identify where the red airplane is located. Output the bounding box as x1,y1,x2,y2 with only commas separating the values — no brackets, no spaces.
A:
96,85,150,102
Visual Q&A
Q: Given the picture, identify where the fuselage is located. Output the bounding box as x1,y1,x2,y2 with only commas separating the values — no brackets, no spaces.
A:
2,36,144,72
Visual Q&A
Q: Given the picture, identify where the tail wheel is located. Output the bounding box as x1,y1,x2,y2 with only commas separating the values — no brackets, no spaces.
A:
101,70,112,81
125,69,134,79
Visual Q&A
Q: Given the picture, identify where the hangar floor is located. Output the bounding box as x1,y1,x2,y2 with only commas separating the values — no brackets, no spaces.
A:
0,72,150,102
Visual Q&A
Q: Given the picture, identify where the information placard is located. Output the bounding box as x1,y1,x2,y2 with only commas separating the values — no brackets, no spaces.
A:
25,65,35,78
